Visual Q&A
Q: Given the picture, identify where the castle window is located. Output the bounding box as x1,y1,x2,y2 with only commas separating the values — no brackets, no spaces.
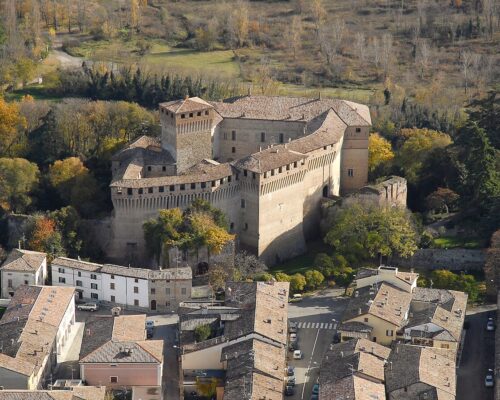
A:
293,162,298,168
232,147,236,153
252,172,256,179
286,165,290,171
138,188,144,194
243,170,248,177
260,132,266,142
231,130,236,141
191,183,196,189
201,182,206,189
162,166,166,171
159,186,164,192
279,167,282,173
356,128,361,133
189,113,193,118
323,146,327,150
170,185,175,191
117,187,122,194
171,113,174,119
212,181,216,187
181,114,186,119
228,176,232,182
148,187,153,194
180,184,185,190
264,172,267,178
348,168,354,177
127,188,133,195
197,112,201,116
205,110,209,115
271,170,275,176
279,133,284,143
230,222,234,230
244,223,248,230
147,166,152,171
220,179,224,184
241,199,246,208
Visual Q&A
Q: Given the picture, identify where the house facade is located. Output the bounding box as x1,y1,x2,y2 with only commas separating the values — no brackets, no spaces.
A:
0,286,75,389
0,249,47,298
51,257,192,311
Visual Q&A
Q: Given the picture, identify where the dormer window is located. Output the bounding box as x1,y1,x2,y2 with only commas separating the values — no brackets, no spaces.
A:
147,166,152,171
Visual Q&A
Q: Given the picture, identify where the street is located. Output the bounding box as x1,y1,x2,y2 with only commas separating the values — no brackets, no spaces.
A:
457,309,496,400
286,288,348,400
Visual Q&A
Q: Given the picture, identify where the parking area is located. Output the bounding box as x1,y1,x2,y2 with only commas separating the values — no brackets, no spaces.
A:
285,288,348,399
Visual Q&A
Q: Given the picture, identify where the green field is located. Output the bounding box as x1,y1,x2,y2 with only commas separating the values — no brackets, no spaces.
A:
270,240,330,276
432,236,487,249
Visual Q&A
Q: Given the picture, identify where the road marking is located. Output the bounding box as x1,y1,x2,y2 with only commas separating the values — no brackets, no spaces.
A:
334,322,338,329
301,328,321,400
328,323,332,329
294,321,339,330
320,323,325,329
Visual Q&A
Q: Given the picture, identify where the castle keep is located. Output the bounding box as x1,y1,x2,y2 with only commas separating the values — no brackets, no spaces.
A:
108,95,371,265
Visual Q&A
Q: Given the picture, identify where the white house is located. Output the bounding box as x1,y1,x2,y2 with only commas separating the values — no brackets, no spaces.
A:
51,258,153,309
355,265,419,293
0,249,47,298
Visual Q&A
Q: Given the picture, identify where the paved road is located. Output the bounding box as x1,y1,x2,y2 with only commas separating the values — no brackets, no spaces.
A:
457,310,495,400
286,288,348,400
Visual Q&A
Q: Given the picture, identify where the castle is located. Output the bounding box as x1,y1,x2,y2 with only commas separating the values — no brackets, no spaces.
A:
108,95,371,265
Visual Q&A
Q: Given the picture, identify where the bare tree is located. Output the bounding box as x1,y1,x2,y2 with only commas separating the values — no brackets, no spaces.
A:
415,39,432,78
460,50,473,94
380,33,393,79
483,0,496,39
416,0,427,34
318,18,345,66
285,16,303,60
76,0,87,32
355,32,366,61
372,37,381,68
310,0,326,35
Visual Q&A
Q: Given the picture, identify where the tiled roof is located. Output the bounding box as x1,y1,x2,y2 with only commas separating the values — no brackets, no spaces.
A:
339,321,373,333
0,286,75,377
232,146,306,173
80,315,162,364
79,340,162,363
320,339,388,400
149,267,192,280
1,249,46,272
0,387,106,400
386,344,456,400
160,97,213,113
52,257,102,272
110,160,234,188
211,95,371,125
343,282,412,327
224,281,289,345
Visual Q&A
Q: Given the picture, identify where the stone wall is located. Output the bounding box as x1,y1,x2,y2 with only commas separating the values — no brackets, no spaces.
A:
393,248,486,271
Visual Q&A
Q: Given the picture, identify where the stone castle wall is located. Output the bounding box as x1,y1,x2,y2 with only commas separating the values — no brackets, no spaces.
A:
393,249,486,271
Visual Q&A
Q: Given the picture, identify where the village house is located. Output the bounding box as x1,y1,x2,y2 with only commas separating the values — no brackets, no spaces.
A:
355,265,419,294
403,288,467,355
51,257,192,311
179,281,289,400
319,338,390,400
385,343,456,400
0,285,76,389
0,386,106,400
79,314,163,391
0,249,47,298
338,282,413,345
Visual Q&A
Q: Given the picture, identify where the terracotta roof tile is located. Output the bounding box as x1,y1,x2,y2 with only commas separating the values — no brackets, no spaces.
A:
1,249,46,272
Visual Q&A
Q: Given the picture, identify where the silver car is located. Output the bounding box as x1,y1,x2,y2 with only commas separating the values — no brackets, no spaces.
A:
485,369,494,387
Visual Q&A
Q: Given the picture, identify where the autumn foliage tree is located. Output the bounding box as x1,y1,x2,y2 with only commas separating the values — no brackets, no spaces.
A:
0,157,39,213
0,97,26,156
425,187,459,214
27,216,64,260
368,133,394,173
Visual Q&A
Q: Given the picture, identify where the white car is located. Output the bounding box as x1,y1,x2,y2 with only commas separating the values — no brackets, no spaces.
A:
146,320,155,329
487,318,495,331
485,369,494,387
289,333,298,342
77,302,99,311
293,350,303,360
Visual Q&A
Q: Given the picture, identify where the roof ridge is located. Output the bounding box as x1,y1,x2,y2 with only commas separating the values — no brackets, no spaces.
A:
135,340,163,362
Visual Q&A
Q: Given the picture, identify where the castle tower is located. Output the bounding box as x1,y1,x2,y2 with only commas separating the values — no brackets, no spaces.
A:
159,96,215,173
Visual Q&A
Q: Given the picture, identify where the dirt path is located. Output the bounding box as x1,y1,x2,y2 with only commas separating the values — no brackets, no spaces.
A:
48,33,86,69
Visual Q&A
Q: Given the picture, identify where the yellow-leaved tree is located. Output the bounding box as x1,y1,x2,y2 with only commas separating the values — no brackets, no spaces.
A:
368,133,394,172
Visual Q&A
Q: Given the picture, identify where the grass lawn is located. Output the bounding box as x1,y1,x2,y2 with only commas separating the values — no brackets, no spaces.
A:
270,240,330,276
5,86,63,102
432,236,487,249
279,84,377,104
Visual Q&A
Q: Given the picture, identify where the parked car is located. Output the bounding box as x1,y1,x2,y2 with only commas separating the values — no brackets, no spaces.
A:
312,384,319,395
487,318,495,331
284,385,294,396
286,366,295,376
310,395,319,400
332,333,341,344
289,322,298,333
146,328,154,339
286,376,296,386
293,350,303,360
289,333,298,343
146,320,155,329
77,302,99,312
289,342,299,352
485,369,494,387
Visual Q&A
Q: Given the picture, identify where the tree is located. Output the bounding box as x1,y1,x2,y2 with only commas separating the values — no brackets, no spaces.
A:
324,201,418,262
194,324,212,342
285,16,302,60
50,206,83,257
234,251,267,280
143,209,184,264
290,273,306,292
395,129,452,184
425,188,459,214
304,270,324,290
275,272,291,282
27,216,64,260
310,0,326,34
369,133,394,173
467,90,499,149
0,98,26,156
255,272,274,282
0,157,39,212
208,264,229,291
195,377,217,398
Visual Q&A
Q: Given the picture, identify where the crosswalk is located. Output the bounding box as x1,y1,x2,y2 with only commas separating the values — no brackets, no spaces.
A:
295,321,338,330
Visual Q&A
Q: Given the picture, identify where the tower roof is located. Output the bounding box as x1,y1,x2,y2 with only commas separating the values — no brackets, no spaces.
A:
160,96,213,114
